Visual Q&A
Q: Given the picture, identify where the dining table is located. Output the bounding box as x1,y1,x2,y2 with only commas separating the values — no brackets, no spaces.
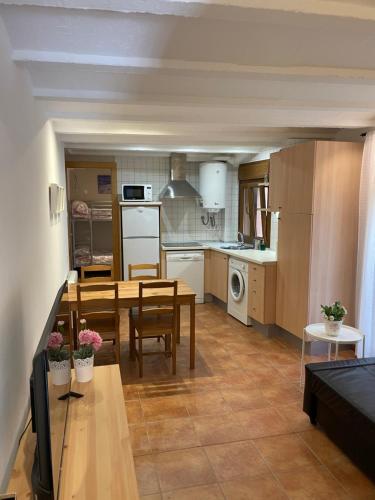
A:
67,279,197,369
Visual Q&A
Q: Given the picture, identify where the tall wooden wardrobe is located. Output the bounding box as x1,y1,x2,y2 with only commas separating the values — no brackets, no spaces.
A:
269,141,363,339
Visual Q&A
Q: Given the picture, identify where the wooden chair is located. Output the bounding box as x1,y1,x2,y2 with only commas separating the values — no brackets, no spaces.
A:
76,283,120,364
129,281,178,377
128,263,160,281
80,264,113,283
54,289,74,356
128,262,161,347
54,313,74,363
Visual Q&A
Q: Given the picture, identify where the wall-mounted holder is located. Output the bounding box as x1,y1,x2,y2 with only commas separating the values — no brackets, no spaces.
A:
201,209,221,228
49,183,65,216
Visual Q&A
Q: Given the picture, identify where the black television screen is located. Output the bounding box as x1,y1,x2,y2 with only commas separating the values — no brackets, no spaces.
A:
30,281,71,500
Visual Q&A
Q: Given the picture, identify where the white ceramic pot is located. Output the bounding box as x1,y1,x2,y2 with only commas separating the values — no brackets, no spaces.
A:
48,359,71,386
324,319,343,337
74,355,94,383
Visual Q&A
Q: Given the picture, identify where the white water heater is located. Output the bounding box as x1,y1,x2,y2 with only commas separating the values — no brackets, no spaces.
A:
199,161,227,211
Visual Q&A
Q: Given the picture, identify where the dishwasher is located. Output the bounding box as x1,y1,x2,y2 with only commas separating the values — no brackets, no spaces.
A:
166,251,204,303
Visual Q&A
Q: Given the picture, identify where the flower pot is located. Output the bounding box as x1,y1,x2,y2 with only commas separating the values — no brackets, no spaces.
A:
74,355,94,383
324,319,343,337
48,359,71,386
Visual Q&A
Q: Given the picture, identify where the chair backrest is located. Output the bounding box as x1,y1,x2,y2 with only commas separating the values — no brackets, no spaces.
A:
54,313,72,347
81,265,113,283
128,263,160,281
137,280,178,332
76,283,119,319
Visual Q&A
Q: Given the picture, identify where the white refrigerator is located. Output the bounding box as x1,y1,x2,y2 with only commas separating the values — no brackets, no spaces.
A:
121,205,160,280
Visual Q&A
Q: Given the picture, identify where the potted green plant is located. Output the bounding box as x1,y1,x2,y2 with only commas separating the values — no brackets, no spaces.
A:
73,322,103,383
47,321,71,385
321,301,347,336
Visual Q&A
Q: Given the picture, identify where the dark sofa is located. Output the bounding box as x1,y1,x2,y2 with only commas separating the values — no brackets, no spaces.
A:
303,357,375,483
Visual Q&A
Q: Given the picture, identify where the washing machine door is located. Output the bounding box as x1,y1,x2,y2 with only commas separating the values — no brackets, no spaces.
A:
230,269,244,302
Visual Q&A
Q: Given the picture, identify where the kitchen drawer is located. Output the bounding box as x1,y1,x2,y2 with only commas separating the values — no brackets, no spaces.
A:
248,264,265,290
247,263,276,324
248,286,264,322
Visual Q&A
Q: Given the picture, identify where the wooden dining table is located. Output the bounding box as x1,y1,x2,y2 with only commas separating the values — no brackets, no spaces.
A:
67,279,197,369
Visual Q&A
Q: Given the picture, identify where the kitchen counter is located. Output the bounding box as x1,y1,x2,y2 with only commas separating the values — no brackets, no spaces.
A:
161,241,277,265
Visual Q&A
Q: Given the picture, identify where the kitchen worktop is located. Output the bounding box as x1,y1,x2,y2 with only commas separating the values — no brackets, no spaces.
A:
161,241,277,265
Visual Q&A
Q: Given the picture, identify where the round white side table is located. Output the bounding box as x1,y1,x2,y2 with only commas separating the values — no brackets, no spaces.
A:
300,323,365,385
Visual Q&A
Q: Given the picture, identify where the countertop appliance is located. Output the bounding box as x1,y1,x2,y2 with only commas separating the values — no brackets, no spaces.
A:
166,251,204,303
122,183,152,202
227,257,251,325
121,205,160,280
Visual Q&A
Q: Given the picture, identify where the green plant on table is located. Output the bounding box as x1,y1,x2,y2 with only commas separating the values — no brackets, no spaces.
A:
321,301,347,322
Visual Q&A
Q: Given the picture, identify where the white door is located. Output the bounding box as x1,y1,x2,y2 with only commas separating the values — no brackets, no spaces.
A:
122,237,160,280
122,206,159,238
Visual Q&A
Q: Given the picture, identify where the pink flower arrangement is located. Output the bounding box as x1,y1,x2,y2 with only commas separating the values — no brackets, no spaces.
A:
47,330,70,362
78,329,103,352
47,331,64,349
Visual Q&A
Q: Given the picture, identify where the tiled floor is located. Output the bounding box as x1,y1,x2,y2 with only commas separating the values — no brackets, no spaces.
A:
116,302,375,500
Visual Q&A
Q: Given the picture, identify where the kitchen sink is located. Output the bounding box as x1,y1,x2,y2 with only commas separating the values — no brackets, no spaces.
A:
220,244,253,250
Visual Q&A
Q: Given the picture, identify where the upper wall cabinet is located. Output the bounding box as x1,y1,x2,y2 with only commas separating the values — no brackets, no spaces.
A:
286,142,315,214
269,150,287,212
270,142,315,214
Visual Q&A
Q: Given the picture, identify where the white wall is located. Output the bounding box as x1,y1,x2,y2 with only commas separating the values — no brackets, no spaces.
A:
116,156,239,242
0,19,69,489
250,148,281,162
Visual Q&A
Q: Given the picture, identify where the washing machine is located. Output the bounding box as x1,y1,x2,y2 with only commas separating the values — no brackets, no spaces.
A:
227,258,251,325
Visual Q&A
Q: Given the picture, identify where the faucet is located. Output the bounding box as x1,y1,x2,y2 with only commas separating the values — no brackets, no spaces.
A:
237,232,244,246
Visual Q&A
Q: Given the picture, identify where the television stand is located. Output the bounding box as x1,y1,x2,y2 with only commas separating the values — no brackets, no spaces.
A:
58,390,83,401
7,365,139,499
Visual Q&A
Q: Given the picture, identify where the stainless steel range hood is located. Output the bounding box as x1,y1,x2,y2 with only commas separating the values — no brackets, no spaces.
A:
159,153,201,200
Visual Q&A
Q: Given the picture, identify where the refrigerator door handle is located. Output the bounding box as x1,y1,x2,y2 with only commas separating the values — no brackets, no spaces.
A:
123,236,159,239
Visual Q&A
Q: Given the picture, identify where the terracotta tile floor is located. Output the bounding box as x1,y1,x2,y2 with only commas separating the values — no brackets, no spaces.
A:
115,302,375,499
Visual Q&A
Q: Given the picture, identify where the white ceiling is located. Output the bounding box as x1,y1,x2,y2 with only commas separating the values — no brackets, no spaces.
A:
1,0,374,156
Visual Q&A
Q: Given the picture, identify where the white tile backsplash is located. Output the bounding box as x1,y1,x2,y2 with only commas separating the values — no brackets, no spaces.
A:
116,156,238,242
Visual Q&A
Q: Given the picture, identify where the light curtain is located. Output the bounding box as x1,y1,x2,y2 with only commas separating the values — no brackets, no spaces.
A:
356,130,375,356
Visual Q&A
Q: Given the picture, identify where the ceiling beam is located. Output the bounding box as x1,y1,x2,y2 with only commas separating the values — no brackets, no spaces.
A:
1,0,375,22
36,99,375,130
13,50,375,82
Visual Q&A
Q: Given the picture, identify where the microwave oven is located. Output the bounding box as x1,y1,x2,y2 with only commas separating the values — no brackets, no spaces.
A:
122,184,152,202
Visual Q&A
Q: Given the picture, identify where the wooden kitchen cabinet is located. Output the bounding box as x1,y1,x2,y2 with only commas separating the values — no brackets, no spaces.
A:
274,141,363,339
285,142,315,214
205,250,228,303
276,213,312,336
270,142,315,214
204,250,211,294
248,262,276,324
269,149,287,212
160,250,166,278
